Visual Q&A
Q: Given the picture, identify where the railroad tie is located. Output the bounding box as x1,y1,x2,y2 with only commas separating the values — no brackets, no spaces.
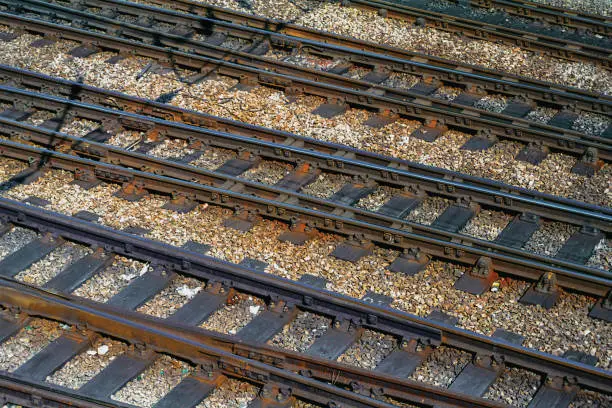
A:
495,213,540,249
0,315,26,343
0,233,63,278
374,337,432,378
330,236,374,263
554,226,604,265
274,164,320,192
430,200,479,233
519,272,560,309
0,107,32,121
237,301,296,344
527,376,578,408
305,319,361,360
78,349,157,401
107,267,176,311
14,331,93,382
500,96,535,118
448,355,504,397
43,249,114,293
515,143,550,165
377,193,422,219
311,99,349,119
167,284,228,326
154,374,220,408
329,180,376,206
216,151,260,177
460,129,498,151
410,120,447,142
588,291,612,323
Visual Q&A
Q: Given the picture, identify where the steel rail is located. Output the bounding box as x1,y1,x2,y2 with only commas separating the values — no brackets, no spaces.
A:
0,135,610,298
30,0,612,124
0,285,424,408
0,283,497,408
328,0,612,67
1,84,611,256
0,198,610,396
107,0,612,113
0,374,119,408
2,10,610,165
2,66,610,228
2,110,611,284
468,0,612,33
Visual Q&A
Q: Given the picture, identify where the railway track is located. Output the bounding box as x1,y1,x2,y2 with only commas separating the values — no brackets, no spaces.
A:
0,1,609,407
103,0,612,113
2,0,611,168
0,79,611,298
38,0,612,120
328,0,612,66
1,65,608,220
0,199,609,407
382,0,612,36
465,0,611,34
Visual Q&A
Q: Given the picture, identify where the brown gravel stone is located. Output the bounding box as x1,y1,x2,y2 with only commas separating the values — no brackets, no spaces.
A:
2,168,610,367
460,210,513,241
24,110,56,126
522,221,578,257
569,389,612,408
529,0,610,16
200,292,266,335
147,138,197,160
355,185,402,212
483,367,540,407
301,172,352,199
268,311,331,352
137,275,206,319
111,354,193,408
59,118,99,137
14,241,91,286
190,147,237,170
46,338,129,389
72,256,145,303
0,318,66,372
409,346,472,387
242,160,293,185
106,130,144,149
587,239,612,271
292,5,612,94
337,329,397,369
196,377,259,408
405,196,450,225
0,158,28,186
0,226,38,259
2,37,609,205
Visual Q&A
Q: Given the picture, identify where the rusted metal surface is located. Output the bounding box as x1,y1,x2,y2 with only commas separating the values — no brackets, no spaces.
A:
1,5,611,164
0,131,610,297
1,66,610,232
458,0,611,34
333,0,611,67
0,201,609,399
113,0,612,114
0,282,503,408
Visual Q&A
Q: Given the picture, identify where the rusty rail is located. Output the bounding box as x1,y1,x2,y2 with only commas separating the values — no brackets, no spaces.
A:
117,0,612,113
451,0,611,34
0,198,609,399
2,4,611,164
0,130,610,298
329,0,611,67
1,82,610,231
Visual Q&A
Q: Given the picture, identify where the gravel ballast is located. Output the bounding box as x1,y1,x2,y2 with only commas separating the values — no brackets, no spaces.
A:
0,166,609,368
